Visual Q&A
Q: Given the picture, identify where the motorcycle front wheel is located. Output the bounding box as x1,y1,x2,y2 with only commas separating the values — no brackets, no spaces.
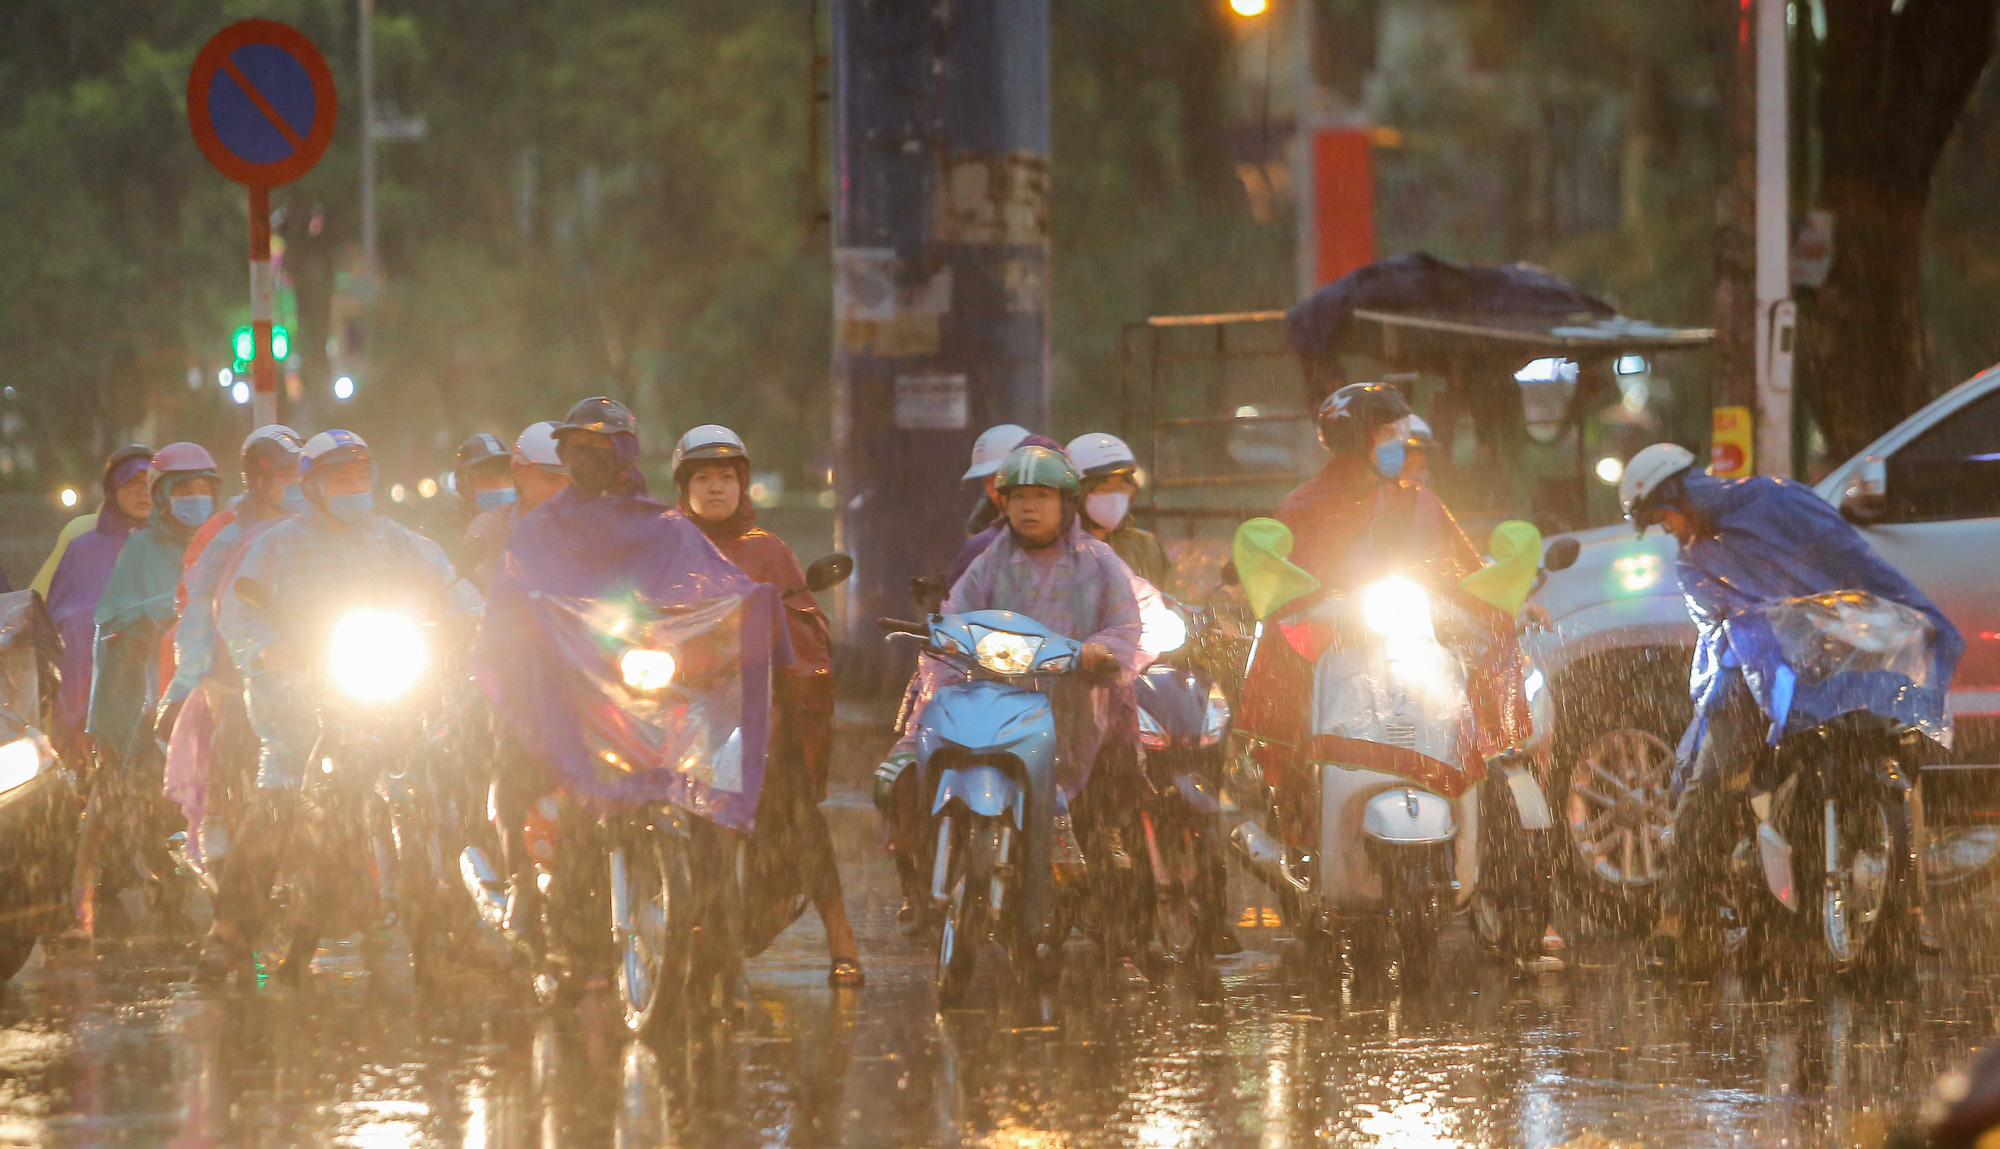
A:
613,818,696,1038
1821,786,1912,976
934,814,997,1009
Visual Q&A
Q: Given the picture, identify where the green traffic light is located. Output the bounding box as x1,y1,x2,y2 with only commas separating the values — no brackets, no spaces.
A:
232,327,254,362
272,325,291,361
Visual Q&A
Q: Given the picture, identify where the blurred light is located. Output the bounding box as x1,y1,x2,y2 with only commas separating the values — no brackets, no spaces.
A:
232,327,254,362
816,489,836,509
271,325,291,361
1594,456,1625,485
1612,553,1663,593
418,477,438,499
58,487,78,509
231,381,250,405
1235,404,1260,418
1616,354,1649,375
186,366,202,390
1523,668,1545,702
1230,0,1267,14
748,482,771,504
1620,376,1649,414
333,375,355,400
218,367,234,388
1514,357,1579,385
389,483,407,503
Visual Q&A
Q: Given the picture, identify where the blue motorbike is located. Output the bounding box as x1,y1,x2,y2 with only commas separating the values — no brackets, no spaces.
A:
880,609,1088,1006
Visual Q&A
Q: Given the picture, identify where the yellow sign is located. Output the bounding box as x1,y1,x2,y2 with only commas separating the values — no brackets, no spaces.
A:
1711,405,1753,477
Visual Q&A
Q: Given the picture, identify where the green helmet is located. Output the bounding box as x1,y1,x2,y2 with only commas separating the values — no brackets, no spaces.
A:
994,445,1079,494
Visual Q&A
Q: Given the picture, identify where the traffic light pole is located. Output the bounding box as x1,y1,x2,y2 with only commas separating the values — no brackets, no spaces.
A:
248,184,278,427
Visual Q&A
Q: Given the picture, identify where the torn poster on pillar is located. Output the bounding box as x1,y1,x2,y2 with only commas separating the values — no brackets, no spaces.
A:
935,152,1049,247
895,374,968,430
833,247,952,356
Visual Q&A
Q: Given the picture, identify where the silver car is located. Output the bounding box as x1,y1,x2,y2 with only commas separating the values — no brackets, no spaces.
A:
1526,364,2000,913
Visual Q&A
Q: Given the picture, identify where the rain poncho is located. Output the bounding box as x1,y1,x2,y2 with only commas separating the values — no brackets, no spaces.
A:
472,487,788,831
87,475,209,768
1671,472,1963,791
900,519,1144,800
221,504,482,790
42,447,151,758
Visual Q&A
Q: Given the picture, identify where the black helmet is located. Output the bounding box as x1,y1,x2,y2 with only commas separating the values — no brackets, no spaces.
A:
242,431,303,482
1316,382,1411,455
553,396,637,440
455,433,510,470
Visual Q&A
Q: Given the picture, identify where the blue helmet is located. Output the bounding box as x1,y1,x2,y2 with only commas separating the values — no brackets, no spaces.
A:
298,429,372,484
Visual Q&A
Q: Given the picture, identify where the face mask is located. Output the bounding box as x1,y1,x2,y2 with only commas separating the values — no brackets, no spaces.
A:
1085,491,1130,531
281,484,307,514
1372,439,1406,479
475,487,517,512
326,492,374,525
170,494,213,528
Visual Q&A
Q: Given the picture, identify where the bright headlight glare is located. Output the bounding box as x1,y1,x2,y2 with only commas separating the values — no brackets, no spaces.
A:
328,609,427,703
1361,577,1434,642
0,736,42,794
621,648,677,692
1139,599,1189,657
974,631,1038,675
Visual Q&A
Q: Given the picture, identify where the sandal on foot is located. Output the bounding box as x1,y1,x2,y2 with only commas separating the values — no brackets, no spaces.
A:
828,958,865,988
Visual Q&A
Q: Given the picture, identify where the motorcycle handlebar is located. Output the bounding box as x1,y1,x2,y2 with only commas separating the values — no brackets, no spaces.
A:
877,617,929,636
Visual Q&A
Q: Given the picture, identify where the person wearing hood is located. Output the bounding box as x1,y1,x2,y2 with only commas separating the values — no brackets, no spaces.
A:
458,421,569,590
42,444,153,763
193,429,480,982
673,423,864,988
67,442,219,939
883,444,1150,986
1067,431,1173,594
1619,442,1963,975
1237,383,1529,865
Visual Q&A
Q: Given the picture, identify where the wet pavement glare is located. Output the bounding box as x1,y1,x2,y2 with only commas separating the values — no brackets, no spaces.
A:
2,738,1995,1148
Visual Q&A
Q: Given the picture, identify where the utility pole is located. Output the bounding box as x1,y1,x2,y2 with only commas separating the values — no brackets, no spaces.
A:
830,0,1051,680
1753,0,1796,478
1711,0,1760,478
359,0,378,313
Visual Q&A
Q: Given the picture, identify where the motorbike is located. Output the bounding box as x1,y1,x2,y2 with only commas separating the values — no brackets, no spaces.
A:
1130,591,1234,967
0,592,77,980
1229,525,1577,982
234,576,470,982
1710,590,1946,978
879,605,1097,1007
464,555,853,1039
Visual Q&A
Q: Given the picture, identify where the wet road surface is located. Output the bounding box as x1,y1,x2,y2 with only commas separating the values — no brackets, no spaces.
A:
1,735,1994,1147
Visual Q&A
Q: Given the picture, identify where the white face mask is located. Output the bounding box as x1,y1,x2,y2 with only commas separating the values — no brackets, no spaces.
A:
1085,491,1130,531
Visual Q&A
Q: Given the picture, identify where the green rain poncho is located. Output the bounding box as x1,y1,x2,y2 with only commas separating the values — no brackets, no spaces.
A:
87,471,211,768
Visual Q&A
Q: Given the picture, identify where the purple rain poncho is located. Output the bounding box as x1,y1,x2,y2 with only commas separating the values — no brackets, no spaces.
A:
473,486,790,831
44,509,144,758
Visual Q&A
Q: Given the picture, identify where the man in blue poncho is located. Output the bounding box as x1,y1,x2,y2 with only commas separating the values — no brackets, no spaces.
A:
1620,443,1964,973
473,397,787,949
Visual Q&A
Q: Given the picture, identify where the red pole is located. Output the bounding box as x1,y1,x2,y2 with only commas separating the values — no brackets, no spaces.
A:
248,184,278,427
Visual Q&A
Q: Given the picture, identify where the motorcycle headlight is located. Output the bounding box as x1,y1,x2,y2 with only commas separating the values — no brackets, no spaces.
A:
1138,707,1171,750
328,609,427,703
1361,577,1435,644
1200,682,1231,746
0,735,43,795
975,631,1039,676
620,648,678,692
1139,598,1189,657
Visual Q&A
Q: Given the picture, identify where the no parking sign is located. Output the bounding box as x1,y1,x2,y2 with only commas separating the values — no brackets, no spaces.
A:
186,20,337,187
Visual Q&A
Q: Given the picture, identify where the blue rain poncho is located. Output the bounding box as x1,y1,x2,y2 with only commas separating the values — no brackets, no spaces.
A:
1672,472,1964,792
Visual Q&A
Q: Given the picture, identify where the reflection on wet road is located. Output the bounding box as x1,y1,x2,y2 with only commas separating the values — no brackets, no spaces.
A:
1,770,1993,1147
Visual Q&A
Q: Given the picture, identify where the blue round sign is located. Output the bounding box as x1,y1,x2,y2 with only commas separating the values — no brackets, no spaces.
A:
186,21,337,187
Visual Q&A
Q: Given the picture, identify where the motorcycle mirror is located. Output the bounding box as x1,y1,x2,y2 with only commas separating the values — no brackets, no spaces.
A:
805,553,854,593
233,576,274,615
909,573,948,611
1541,536,1581,573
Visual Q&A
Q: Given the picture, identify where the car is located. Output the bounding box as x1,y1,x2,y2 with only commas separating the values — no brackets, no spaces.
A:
1526,364,2000,920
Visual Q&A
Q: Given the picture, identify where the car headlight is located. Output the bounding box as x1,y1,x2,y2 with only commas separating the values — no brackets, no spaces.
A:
1200,682,1231,746
328,609,427,703
1139,598,1188,657
975,631,1039,675
1361,577,1435,644
620,648,678,692
0,735,43,795
1138,707,1171,750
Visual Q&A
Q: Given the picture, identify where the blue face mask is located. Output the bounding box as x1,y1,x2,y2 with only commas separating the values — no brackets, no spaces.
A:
1372,439,1406,479
326,492,374,525
281,484,307,514
170,494,213,528
474,487,517,512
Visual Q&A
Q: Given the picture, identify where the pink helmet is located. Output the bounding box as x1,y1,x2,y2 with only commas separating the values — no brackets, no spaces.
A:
148,442,219,483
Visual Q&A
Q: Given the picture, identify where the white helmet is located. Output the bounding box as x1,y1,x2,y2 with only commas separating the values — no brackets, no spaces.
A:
1620,442,1697,533
962,423,1032,481
513,420,563,468
242,424,303,454
672,424,748,477
1065,432,1138,480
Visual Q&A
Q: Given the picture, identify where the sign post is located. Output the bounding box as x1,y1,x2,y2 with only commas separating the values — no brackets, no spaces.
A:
186,20,337,428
